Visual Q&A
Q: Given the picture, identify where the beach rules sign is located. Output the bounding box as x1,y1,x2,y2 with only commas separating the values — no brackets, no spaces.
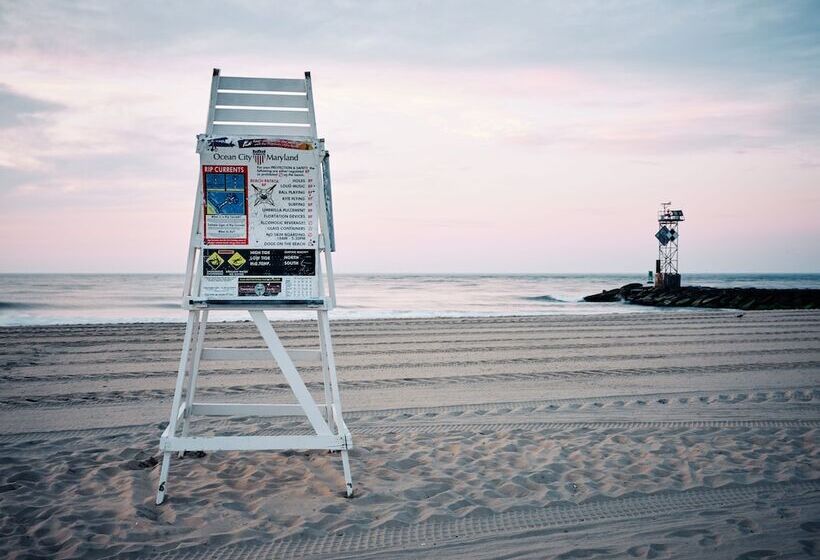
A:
197,137,321,301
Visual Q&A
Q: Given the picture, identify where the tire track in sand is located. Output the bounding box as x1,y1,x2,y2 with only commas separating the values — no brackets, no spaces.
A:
3,419,817,446
1,360,817,411
151,480,820,560
4,334,818,372
1,386,815,443
1,312,817,346
3,345,819,385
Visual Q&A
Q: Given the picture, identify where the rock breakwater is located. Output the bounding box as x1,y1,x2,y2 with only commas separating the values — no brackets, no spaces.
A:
584,283,820,310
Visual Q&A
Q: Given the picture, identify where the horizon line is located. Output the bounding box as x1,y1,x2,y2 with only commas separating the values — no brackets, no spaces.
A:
1,271,819,276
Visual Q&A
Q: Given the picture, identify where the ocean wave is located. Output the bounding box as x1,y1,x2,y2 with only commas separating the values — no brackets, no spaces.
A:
0,301,52,310
521,295,565,303
0,301,181,311
145,302,181,309
5,272,813,326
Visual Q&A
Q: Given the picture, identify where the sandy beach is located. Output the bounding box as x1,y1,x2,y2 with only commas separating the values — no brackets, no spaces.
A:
1,310,818,559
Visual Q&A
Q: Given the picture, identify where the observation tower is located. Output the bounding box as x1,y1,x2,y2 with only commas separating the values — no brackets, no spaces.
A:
654,202,684,289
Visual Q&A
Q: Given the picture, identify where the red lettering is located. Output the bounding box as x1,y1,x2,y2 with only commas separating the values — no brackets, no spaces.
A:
202,165,246,173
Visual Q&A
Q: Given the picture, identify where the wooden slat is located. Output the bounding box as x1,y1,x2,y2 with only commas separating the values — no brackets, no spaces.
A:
218,76,306,93
213,108,310,125
210,124,312,137
216,92,308,108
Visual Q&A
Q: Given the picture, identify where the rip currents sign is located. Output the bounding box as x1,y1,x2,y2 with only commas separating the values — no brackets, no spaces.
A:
197,137,321,301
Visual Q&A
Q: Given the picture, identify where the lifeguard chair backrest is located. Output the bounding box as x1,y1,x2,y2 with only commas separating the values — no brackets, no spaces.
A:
206,69,318,139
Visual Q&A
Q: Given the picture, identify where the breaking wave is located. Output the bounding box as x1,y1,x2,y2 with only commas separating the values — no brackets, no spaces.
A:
521,295,565,303
0,301,51,310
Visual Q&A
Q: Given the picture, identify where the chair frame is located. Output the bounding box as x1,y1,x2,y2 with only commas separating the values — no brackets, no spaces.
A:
156,69,352,505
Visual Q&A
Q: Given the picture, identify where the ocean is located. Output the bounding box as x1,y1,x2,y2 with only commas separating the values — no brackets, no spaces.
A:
1,273,819,326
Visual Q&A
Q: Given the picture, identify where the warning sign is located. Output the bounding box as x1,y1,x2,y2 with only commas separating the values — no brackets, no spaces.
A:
199,249,318,299
197,136,322,302
202,165,249,245
199,140,319,249
227,252,247,269
203,249,315,277
206,251,225,269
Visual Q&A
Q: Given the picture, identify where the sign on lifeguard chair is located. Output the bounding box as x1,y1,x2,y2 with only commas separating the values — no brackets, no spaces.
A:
156,69,352,504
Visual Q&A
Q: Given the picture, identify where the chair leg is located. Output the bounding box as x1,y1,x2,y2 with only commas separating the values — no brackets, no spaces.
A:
317,310,344,418
341,449,353,498
156,311,197,505
179,310,208,457
317,311,336,433
155,451,172,504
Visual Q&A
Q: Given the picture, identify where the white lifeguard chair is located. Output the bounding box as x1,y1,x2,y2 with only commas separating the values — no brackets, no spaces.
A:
156,69,352,504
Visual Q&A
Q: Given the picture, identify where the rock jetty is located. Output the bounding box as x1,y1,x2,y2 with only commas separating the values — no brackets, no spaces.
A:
584,283,820,310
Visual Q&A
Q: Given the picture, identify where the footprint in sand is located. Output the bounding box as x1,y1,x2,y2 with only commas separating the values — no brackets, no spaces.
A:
801,521,820,533
664,528,719,548
726,517,760,535
626,543,670,558
734,550,777,560
799,540,818,555
557,548,614,559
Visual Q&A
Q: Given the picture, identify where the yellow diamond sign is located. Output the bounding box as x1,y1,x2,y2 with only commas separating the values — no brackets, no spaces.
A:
206,251,224,269
227,251,247,269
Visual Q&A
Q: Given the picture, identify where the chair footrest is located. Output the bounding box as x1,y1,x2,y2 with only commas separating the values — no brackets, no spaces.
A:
160,434,350,452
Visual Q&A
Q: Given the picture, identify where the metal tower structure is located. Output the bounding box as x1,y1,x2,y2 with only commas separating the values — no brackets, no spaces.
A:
654,202,684,289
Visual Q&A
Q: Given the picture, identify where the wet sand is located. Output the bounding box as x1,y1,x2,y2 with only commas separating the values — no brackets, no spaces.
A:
1,310,818,559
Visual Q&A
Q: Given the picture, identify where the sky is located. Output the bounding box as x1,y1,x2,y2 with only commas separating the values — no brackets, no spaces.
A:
0,0,818,273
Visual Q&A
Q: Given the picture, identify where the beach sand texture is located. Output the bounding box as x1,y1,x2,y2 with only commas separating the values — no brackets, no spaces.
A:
0,310,818,559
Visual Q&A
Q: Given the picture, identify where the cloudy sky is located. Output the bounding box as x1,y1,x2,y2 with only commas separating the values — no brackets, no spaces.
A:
1,1,818,273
